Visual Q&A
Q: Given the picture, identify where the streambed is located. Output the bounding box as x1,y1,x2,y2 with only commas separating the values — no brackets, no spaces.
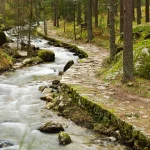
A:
0,37,131,150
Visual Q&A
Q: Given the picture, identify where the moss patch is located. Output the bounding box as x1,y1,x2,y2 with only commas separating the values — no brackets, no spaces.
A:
0,49,13,72
38,49,55,62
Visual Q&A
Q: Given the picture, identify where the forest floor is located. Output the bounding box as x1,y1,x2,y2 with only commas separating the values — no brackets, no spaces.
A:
39,21,150,139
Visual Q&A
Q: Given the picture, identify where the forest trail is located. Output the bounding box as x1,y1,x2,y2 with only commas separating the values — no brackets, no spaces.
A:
40,22,150,140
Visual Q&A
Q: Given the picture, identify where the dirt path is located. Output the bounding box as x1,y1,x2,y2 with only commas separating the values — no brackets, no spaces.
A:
39,23,150,140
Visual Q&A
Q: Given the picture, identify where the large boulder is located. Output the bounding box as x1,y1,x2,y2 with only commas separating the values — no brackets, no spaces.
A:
63,60,74,72
38,49,55,62
58,131,72,145
39,121,64,133
0,31,7,46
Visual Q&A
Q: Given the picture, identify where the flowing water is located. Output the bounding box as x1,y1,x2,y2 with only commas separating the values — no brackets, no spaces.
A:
0,37,131,150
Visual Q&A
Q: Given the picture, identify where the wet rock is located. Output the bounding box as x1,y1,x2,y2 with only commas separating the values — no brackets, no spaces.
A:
42,88,53,94
46,95,53,102
22,57,43,66
40,94,53,101
39,121,64,133
63,60,74,72
39,86,47,92
0,140,14,148
58,71,64,75
0,31,7,46
52,80,60,85
13,62,23,69
58,131,72,145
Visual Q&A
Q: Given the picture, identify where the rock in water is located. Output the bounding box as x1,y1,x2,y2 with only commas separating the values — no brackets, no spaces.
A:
0,31,7,46
38,49,55,62
39,121,64,133
63,60,74,72
58,131,72,145
0,140,14,148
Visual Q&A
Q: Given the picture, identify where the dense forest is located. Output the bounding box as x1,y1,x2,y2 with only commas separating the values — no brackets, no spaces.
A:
0,1,150,149
0,0,150,82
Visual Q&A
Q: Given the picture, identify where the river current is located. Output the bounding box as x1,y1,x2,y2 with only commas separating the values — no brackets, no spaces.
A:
0,37,131,150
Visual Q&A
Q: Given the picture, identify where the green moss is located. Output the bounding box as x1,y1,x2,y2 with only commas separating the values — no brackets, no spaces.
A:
99,25,150,80
38,49,55,62
23,56,43,66
0,50,13,72
36,29,88,58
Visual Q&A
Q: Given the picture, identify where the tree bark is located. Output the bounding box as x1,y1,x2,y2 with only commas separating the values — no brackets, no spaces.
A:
145,0,149,22
77,1,81,26
123,0,134,82
109,0,116,62
94,0,98,27
136,0,142,24
87,0,93,41
120,0,124,33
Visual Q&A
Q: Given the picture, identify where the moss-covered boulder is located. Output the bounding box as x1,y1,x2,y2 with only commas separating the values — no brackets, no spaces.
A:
38,49,55,62
39,121,64,133
58,131,72,145
0,31,7,46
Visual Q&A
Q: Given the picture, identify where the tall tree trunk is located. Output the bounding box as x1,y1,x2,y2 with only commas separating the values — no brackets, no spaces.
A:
53,0,57,26
136,0,142,24
87,0,93,41
77,1,81,26
109,0,116,62
56,0,59,27
28,0,33,56
84,2,87,24
133,0,135,21
73,2,76,40
107,9,110,28
123,0,134,82
145,0,149,22
35,0,40,25
120,0,124,33
44,5,47,35
94,0,98,27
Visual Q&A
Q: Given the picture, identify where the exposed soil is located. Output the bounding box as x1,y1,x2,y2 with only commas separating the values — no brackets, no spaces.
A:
39,22,150,139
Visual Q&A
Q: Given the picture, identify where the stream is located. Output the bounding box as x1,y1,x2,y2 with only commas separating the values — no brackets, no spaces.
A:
0,33,131,149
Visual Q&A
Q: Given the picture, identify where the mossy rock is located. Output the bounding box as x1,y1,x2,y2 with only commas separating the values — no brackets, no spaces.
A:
58,131,72,145
39,121,64,133
23,56,43,66
38,49,55,62
0,31,7,46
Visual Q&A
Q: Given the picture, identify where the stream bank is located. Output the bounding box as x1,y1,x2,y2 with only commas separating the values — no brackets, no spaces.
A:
37,25,150,150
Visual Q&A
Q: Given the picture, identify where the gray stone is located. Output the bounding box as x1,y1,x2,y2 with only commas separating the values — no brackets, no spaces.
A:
38,86,47,92
39,121,64,133
42,88,53,94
